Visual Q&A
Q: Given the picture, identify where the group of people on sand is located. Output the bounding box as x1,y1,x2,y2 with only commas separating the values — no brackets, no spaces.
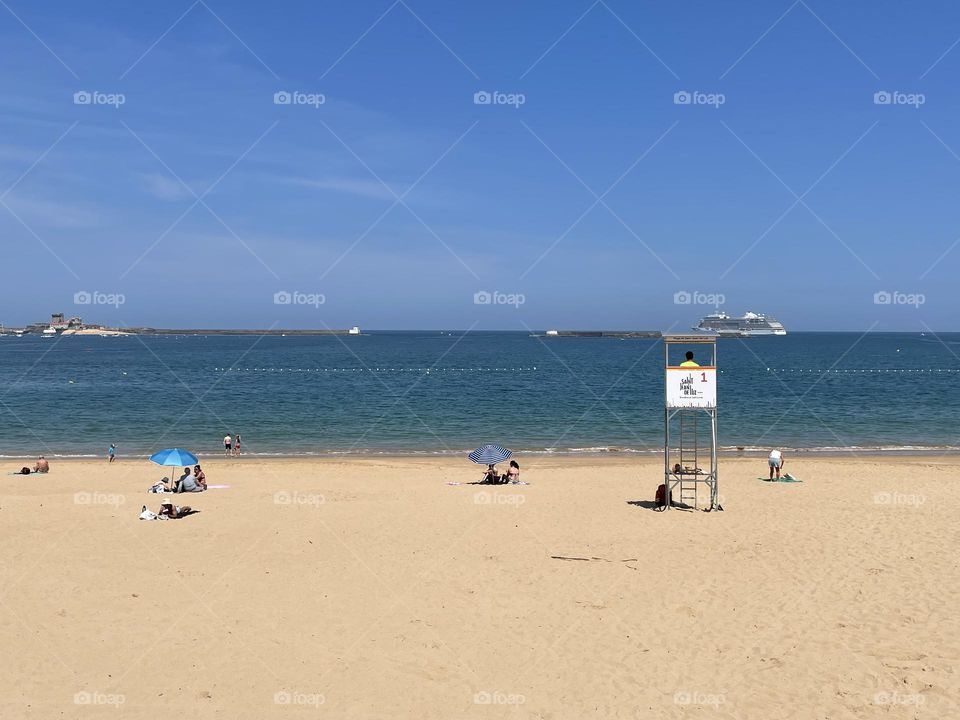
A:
481,460,521,484
160,465,207,493
223,433,242,456
13,456,49,475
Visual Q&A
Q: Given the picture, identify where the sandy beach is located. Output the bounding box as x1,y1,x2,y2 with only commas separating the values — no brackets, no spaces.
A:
1,455,957,719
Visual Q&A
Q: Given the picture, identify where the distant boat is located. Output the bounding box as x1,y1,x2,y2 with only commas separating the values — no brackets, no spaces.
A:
41,326,57,337
694,311,786,336
348,326,361,335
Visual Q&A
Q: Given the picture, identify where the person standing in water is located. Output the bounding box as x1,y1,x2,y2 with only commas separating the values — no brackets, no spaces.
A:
233,433,241,457
223,433,232,456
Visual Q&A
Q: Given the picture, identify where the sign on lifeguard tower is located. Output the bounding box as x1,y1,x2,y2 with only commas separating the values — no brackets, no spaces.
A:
666,366,716,408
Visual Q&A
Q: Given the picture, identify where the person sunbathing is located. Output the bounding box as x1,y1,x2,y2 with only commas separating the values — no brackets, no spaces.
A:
158,499,192,518
505,460,520,483
33,456,49,473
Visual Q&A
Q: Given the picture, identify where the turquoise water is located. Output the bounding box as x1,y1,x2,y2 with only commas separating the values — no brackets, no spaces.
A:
0,331,957,457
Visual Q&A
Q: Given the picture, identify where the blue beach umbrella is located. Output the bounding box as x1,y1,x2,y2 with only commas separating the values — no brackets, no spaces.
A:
149,448,198,477
468,444,512,465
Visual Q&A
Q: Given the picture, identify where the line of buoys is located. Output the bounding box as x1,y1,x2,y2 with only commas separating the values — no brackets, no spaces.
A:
765,368,958,373
213,367,539,372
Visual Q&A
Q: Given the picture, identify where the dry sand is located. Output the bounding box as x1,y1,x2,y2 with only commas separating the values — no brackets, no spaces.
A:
0,455,957,719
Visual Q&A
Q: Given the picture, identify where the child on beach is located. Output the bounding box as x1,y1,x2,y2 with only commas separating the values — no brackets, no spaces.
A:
108,444,116,463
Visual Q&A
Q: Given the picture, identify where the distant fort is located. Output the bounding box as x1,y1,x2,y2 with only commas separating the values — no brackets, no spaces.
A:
9,313,362,337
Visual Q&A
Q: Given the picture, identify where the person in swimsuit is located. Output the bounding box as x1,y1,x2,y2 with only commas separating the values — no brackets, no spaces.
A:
33,456,49,473
158,499,192,518
505,460,520,483
223,434,232,456
108,444,116,463
233,434,241,457
193,464,207,490
482,464,500,483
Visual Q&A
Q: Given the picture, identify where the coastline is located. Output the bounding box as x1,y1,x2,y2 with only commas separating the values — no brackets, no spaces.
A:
5,445,960,461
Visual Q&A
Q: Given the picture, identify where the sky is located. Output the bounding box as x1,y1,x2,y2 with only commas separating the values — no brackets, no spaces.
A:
1,0,959,330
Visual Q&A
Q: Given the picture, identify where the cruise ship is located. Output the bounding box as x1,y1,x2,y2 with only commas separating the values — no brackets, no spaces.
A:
694,311,786,336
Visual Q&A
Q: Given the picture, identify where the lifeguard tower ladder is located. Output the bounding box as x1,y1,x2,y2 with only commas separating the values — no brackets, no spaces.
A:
663,335,719,511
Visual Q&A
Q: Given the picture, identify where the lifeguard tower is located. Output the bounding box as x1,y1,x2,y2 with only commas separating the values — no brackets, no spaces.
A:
663,334,719,511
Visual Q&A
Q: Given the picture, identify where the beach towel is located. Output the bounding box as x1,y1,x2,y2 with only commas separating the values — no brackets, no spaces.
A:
758,474,803,483
206,484,230,489
138,506,166,521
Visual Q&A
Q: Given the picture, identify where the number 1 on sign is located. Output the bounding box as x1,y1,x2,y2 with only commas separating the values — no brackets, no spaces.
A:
701,372,707,382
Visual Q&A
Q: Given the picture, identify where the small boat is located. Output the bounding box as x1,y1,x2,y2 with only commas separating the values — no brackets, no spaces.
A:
41,326,57,337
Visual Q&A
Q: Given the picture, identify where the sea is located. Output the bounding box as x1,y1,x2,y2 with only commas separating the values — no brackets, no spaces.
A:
1,331,958,458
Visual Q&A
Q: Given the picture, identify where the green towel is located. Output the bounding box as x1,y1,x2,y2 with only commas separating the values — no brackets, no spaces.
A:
758,473,802,483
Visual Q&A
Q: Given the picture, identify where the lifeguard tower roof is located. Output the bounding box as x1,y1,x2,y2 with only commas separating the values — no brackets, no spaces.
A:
662,333,719,344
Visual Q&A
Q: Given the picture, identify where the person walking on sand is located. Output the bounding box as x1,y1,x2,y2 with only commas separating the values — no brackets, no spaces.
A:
680,351,699,367
223,433,232,456
108,444,116,463
768,449,785,480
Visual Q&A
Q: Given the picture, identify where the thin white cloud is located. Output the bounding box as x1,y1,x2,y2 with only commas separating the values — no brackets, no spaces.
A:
140,172,190,201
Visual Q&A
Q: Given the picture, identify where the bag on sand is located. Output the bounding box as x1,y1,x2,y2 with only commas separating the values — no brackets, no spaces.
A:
655,483,667,509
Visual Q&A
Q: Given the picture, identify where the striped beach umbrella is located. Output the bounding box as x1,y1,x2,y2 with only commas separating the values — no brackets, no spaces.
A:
468,444,512,465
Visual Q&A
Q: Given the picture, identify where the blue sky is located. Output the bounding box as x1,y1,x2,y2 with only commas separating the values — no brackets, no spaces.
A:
1,0,959,330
